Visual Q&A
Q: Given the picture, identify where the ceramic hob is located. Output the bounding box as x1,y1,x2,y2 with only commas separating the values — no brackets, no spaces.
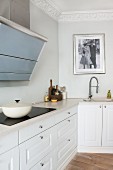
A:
0,107,56,126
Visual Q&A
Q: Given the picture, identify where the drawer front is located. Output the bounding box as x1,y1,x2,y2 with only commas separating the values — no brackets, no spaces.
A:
0,131,18,155
20,127,56,170
56,132,77,169
56,114,77,143
55,106,77,124
19,116,55,143
0,147,19,170
31,151,57,170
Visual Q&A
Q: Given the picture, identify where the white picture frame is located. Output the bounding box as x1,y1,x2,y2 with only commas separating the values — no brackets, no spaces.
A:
73,34,105,74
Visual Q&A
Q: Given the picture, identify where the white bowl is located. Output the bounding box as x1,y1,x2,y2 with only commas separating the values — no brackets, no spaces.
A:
2,102,32,118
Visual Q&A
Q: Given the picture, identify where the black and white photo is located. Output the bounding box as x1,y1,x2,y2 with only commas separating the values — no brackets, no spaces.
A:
73,34,105,74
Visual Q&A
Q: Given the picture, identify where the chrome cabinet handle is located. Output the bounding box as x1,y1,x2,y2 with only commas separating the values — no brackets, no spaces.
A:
40,163,44,166
99,106,101,108
40,136,43,139
68,120,70,122
68,139,71,142
39,125,43,128
68,112,70,114
104,106,106,108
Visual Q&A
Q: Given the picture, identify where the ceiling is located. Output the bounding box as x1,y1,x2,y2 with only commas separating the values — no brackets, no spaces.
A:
51,0,113,12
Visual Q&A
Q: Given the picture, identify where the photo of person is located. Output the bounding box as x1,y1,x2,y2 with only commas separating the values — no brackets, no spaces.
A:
73,34,105,74
79,39,100,69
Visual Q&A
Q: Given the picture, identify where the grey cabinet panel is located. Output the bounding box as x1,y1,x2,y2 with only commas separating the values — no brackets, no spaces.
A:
10,0,30,28
0,55,37,74
0,0,10,19
0,23,45,61
0,73,31,81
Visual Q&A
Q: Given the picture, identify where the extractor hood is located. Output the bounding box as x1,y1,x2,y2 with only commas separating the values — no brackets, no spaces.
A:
0,16,48,81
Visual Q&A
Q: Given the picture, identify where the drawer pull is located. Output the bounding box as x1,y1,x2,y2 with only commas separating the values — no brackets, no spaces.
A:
39,125,43,128
40,163,44,166
68,120,70,122
68,139,71,142
40,136,43,139
99,106,101,108
68,112,70,114
104,106,106,108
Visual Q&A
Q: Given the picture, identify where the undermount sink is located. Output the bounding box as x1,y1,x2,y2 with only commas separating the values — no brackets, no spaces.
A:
83,98,113,102
2,101,32,118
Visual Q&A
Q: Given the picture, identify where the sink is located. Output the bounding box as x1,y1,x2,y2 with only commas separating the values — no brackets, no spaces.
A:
2,102,32,118
83,98,92,102
92,98,113,102
83,98,113,102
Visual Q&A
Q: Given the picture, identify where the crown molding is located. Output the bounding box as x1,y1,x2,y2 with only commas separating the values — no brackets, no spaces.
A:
31,0,61,20
59,10,113,22
31,0,113,22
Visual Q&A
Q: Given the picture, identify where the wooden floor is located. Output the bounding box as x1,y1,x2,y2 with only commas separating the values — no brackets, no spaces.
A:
65,153,113,170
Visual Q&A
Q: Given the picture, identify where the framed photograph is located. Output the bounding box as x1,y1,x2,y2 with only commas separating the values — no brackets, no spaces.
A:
73,34,105,74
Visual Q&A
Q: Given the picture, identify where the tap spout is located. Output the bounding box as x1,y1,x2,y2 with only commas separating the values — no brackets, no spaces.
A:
89,76,99,99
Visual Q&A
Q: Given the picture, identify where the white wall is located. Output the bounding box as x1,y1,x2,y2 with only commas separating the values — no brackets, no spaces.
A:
0,2,58,105
29,2,59,102
59,20,113,98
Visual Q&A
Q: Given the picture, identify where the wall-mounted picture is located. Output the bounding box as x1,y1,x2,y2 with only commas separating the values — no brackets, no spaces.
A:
73,34,105,74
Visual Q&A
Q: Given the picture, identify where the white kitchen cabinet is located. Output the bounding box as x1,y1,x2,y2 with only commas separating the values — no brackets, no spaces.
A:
19,127,56,170
0,146,19,170
78,104,102,146
30,151,57,170
56,114,77,170
56,132,77,170
54,106,77,124
102,105,113,146
56,114,77,143
19,106,77,170
0,131,18,155
78,103,113,148
19,116,55,143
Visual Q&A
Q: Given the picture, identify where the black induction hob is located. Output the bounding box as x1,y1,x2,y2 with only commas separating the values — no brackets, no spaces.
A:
0,107,56,126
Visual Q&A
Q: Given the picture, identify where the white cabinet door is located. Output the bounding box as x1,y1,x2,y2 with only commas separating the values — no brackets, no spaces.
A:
20,127,56,170
30,151,57,170
102,105,113,146
54,106,77,124
78,104,102,146
56,132,77,170
0,147,19,170
56,114,77,144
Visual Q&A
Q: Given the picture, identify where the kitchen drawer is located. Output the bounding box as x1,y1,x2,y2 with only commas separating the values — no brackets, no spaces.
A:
19,127,56,170
0,146,19,170
56,114,77,144
19,116,55,143
55,106,77,124
0,131,18,155
56,132,77,170
30,151,57,170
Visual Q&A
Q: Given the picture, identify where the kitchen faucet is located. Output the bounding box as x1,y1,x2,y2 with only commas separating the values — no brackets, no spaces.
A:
89,77,99,99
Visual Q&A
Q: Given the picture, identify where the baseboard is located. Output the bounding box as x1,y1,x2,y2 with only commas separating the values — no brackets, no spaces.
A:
77,146,113,153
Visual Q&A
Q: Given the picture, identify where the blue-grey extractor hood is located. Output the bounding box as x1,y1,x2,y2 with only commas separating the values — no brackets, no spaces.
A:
0,16,48,81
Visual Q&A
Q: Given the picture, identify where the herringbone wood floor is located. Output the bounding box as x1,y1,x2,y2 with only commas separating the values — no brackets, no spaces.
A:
65,153,113,170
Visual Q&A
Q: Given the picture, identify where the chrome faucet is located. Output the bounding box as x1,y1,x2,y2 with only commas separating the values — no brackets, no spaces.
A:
89,77,99,99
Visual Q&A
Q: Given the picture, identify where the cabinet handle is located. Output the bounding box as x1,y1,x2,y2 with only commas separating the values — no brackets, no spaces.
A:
68,139,71,142
39,125,43,128
68,120,70,122
68,112,70,114
40,136,43,139
104,106,106,108
99,106,101,108
40,163,44,166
